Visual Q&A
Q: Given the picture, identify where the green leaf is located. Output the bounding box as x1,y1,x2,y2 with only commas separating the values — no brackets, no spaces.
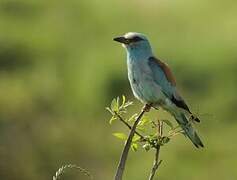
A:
161,119,174,129
131,143,138,152
106,107,113,115
123,101,133,108
132,134,141,143
111,98,118,112
109,116,117,124
128,114,138,122
116,96,120,107
136,126,145,132
113,133,127,140
122,95,126,106
138,116,151,127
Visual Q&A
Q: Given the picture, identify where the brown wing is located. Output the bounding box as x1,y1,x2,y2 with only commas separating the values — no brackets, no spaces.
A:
148,57,200,122
149,57,191,112
154,58,176,86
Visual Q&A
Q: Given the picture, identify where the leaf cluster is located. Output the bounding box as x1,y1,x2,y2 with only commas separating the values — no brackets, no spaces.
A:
106,96,183,152
106,95,133,124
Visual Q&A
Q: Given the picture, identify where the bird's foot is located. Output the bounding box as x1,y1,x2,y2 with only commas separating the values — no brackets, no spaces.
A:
143,103,152,112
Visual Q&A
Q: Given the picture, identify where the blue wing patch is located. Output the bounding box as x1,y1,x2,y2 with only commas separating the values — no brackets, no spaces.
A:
148,57,175,98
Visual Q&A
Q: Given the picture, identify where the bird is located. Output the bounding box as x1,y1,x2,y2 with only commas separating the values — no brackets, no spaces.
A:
113,32,204,148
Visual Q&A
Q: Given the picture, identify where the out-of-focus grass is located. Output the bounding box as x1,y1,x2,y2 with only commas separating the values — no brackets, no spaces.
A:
0,0,237,179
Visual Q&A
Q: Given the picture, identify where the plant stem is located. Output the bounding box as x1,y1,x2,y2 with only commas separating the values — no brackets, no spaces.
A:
148,147,162,180
114,104,151,180
114,112,145,141
148,120,163,180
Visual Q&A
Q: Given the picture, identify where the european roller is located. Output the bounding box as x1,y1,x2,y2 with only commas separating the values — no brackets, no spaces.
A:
113,32,204,148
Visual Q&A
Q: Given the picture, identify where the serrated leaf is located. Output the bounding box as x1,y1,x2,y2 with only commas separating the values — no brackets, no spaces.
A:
113,133,127,140
109,116,117,124
161,119,174,129
111,98,118,112
131,143,138,152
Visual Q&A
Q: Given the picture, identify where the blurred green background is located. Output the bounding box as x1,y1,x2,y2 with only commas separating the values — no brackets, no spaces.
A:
0,0,237,179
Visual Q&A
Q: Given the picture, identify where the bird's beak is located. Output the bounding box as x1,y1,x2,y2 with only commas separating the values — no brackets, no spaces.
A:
113,36,129,44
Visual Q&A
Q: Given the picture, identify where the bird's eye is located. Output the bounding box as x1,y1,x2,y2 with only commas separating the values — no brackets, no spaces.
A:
130,36,144,42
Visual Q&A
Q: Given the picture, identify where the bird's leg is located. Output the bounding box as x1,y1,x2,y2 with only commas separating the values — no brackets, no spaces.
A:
143,103,152,112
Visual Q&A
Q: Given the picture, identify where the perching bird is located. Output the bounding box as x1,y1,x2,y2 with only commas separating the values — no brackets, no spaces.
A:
113,32,204,148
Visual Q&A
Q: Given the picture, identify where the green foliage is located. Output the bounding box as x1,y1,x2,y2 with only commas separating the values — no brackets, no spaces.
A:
106,95,133,124
132,134,141,143
107,96,183,152
131,143,138,152
113,133,127,140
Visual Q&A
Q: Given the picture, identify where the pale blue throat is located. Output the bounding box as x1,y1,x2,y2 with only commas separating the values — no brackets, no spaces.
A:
126,41,153,61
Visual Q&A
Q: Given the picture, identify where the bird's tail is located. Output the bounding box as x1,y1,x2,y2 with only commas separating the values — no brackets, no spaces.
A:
174,113,204,148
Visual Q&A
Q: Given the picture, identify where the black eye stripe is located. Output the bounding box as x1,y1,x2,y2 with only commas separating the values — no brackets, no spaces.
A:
129,36,144,42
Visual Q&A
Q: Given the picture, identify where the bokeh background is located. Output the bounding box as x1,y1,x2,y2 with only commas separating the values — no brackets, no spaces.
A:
0,0,237,179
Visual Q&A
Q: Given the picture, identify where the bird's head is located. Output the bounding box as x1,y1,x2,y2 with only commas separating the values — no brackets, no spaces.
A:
113,32,152,55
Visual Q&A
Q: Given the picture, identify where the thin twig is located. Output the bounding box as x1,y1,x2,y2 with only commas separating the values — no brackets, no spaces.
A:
114,112,145,141
114,104,151,180
114,111,158,148
158,121,163,137
148,120,163,180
